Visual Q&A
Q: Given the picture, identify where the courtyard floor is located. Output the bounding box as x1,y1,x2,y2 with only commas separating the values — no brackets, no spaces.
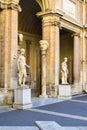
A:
0,94,87,130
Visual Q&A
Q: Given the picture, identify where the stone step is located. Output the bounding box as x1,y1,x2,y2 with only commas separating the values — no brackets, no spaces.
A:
35,121,87,130
35,121,61,130
0,105,12,113
0,127,39,130
32,97,62,108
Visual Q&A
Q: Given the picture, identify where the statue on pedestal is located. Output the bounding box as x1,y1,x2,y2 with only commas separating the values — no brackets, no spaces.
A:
17,48,30,86
61,57,68,84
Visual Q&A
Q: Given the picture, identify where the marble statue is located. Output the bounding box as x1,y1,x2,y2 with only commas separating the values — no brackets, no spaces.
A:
17,48,30,86
61,57,68,84
18,33,23,45
40,40,49,51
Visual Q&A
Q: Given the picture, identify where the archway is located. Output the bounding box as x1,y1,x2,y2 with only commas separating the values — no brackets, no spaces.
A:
60,28,73,84
18,0,42,96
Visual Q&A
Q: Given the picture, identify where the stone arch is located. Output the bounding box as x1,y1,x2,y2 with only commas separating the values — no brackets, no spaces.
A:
18,0,42,96
36,0,49,12
19,0,42,34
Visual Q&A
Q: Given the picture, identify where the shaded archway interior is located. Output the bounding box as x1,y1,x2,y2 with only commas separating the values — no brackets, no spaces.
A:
19,0,42,35
60,28,74,84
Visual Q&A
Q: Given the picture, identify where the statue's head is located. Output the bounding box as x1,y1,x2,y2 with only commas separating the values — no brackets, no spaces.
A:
40,40,49,51
18,33,23,42
20,48,25,54
64,57,68,62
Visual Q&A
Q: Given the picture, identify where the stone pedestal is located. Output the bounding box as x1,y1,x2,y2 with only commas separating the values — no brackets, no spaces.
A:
13,86,32,109
85,84,87,92
58,85,72,100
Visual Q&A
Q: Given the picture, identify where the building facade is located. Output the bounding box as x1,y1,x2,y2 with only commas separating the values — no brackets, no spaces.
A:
0,0,87,103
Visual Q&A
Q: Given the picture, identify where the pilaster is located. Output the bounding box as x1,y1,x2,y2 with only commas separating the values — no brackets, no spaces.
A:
0,0,19,94
72,33,81,93
82,25,87,92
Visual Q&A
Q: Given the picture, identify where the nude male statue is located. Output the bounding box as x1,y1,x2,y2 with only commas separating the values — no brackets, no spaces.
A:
17,48,30,86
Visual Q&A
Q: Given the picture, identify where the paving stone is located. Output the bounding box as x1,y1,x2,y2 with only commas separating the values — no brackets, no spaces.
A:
55,128,87,130
0,127,39,130
35,121,61,130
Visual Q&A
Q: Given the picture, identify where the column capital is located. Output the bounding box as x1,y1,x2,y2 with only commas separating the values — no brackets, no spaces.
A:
37,10,62,28
0,1,21,11
42,16,61,28
72,33,80,37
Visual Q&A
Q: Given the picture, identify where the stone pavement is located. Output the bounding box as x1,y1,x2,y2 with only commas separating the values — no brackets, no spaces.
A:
0,94,87,130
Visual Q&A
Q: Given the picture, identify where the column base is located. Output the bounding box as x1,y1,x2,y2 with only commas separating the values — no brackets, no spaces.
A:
7,89,14,105
47,84,58,97
39,95,48,98
71,83,82,94
84,84,87,93
13,103,32,109
58,84,72,100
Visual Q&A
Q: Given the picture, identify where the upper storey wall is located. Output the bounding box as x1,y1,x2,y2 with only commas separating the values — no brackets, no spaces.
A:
49,0,83,25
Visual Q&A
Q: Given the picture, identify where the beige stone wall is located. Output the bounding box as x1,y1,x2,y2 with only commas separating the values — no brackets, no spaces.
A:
0,9,18,90
0,0,87,99
53,0,83,25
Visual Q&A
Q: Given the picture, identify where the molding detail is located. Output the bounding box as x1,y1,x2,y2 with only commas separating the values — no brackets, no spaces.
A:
50,21,61,28
0,2,6,9
7,3,21,11
72,33,80,37
36,0,49,12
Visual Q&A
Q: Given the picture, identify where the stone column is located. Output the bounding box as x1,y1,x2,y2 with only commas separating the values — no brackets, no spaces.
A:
73,33,81,92
81,28,87,91
40,40,49,98
38,12,60,97
0,0,20,103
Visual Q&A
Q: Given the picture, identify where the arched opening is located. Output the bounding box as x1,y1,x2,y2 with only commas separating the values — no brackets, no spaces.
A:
18,0,42,96
60,28,74,84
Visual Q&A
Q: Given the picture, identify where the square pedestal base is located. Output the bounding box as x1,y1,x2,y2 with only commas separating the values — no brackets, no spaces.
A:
58,85,72,100
13,86,32,109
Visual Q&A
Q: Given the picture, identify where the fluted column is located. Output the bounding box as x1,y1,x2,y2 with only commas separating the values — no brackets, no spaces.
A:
40,40,49,98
